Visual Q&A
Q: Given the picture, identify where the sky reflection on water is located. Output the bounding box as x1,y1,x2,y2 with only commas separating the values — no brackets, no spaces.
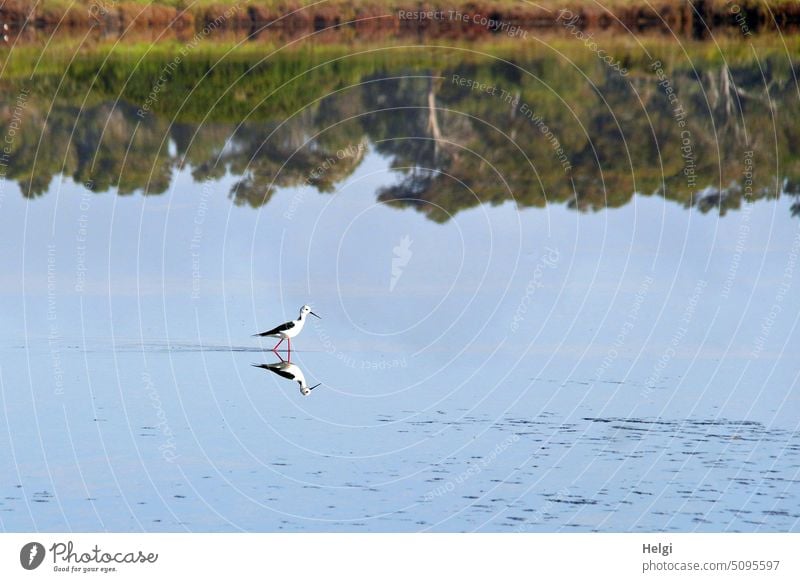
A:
1,146,798,531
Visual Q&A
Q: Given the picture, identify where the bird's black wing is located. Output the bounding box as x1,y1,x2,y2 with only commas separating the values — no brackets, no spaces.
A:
254,321,295,337
252,364,296,381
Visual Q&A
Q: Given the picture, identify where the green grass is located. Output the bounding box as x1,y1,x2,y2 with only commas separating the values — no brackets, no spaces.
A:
3,29,799,78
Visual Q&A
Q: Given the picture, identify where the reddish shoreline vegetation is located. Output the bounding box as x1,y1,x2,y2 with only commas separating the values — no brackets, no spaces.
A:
1,1,800,36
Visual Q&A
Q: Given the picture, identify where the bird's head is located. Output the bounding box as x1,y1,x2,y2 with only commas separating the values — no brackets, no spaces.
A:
300,383,321,396
300,305,321,319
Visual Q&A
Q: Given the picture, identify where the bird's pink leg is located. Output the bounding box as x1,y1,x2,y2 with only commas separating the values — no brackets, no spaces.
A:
287,337,292,360
272,337,284,351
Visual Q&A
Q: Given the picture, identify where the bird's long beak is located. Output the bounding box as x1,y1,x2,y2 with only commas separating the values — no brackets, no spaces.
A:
310,311,321,319
309,383,321,391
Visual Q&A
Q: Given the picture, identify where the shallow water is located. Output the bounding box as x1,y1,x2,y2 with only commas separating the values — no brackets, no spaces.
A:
2,162,798,531
1,39,800,532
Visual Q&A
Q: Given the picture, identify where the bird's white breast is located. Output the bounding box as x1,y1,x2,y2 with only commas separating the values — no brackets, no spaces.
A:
284,317,305,338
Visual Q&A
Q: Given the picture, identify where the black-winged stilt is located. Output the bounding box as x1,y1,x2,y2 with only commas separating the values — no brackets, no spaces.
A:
254,305,320,353
253,360,321,396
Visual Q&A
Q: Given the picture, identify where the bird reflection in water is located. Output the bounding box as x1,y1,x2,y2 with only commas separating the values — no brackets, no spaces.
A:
253,354,321,397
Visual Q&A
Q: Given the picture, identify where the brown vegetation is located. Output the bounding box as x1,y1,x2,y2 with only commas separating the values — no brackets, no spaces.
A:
0,1,798,36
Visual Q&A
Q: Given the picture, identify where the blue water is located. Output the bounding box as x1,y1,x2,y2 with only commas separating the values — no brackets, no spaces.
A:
1,149,799,532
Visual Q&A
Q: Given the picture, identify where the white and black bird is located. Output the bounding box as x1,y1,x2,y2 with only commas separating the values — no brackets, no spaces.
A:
254,305,320,352
253,361,320,396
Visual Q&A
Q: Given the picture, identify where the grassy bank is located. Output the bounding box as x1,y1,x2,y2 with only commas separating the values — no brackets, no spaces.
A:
2,32,797,104
2,0,800,34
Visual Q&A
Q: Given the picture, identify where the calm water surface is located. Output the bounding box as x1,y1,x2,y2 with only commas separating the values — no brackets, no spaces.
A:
1,37,799,532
